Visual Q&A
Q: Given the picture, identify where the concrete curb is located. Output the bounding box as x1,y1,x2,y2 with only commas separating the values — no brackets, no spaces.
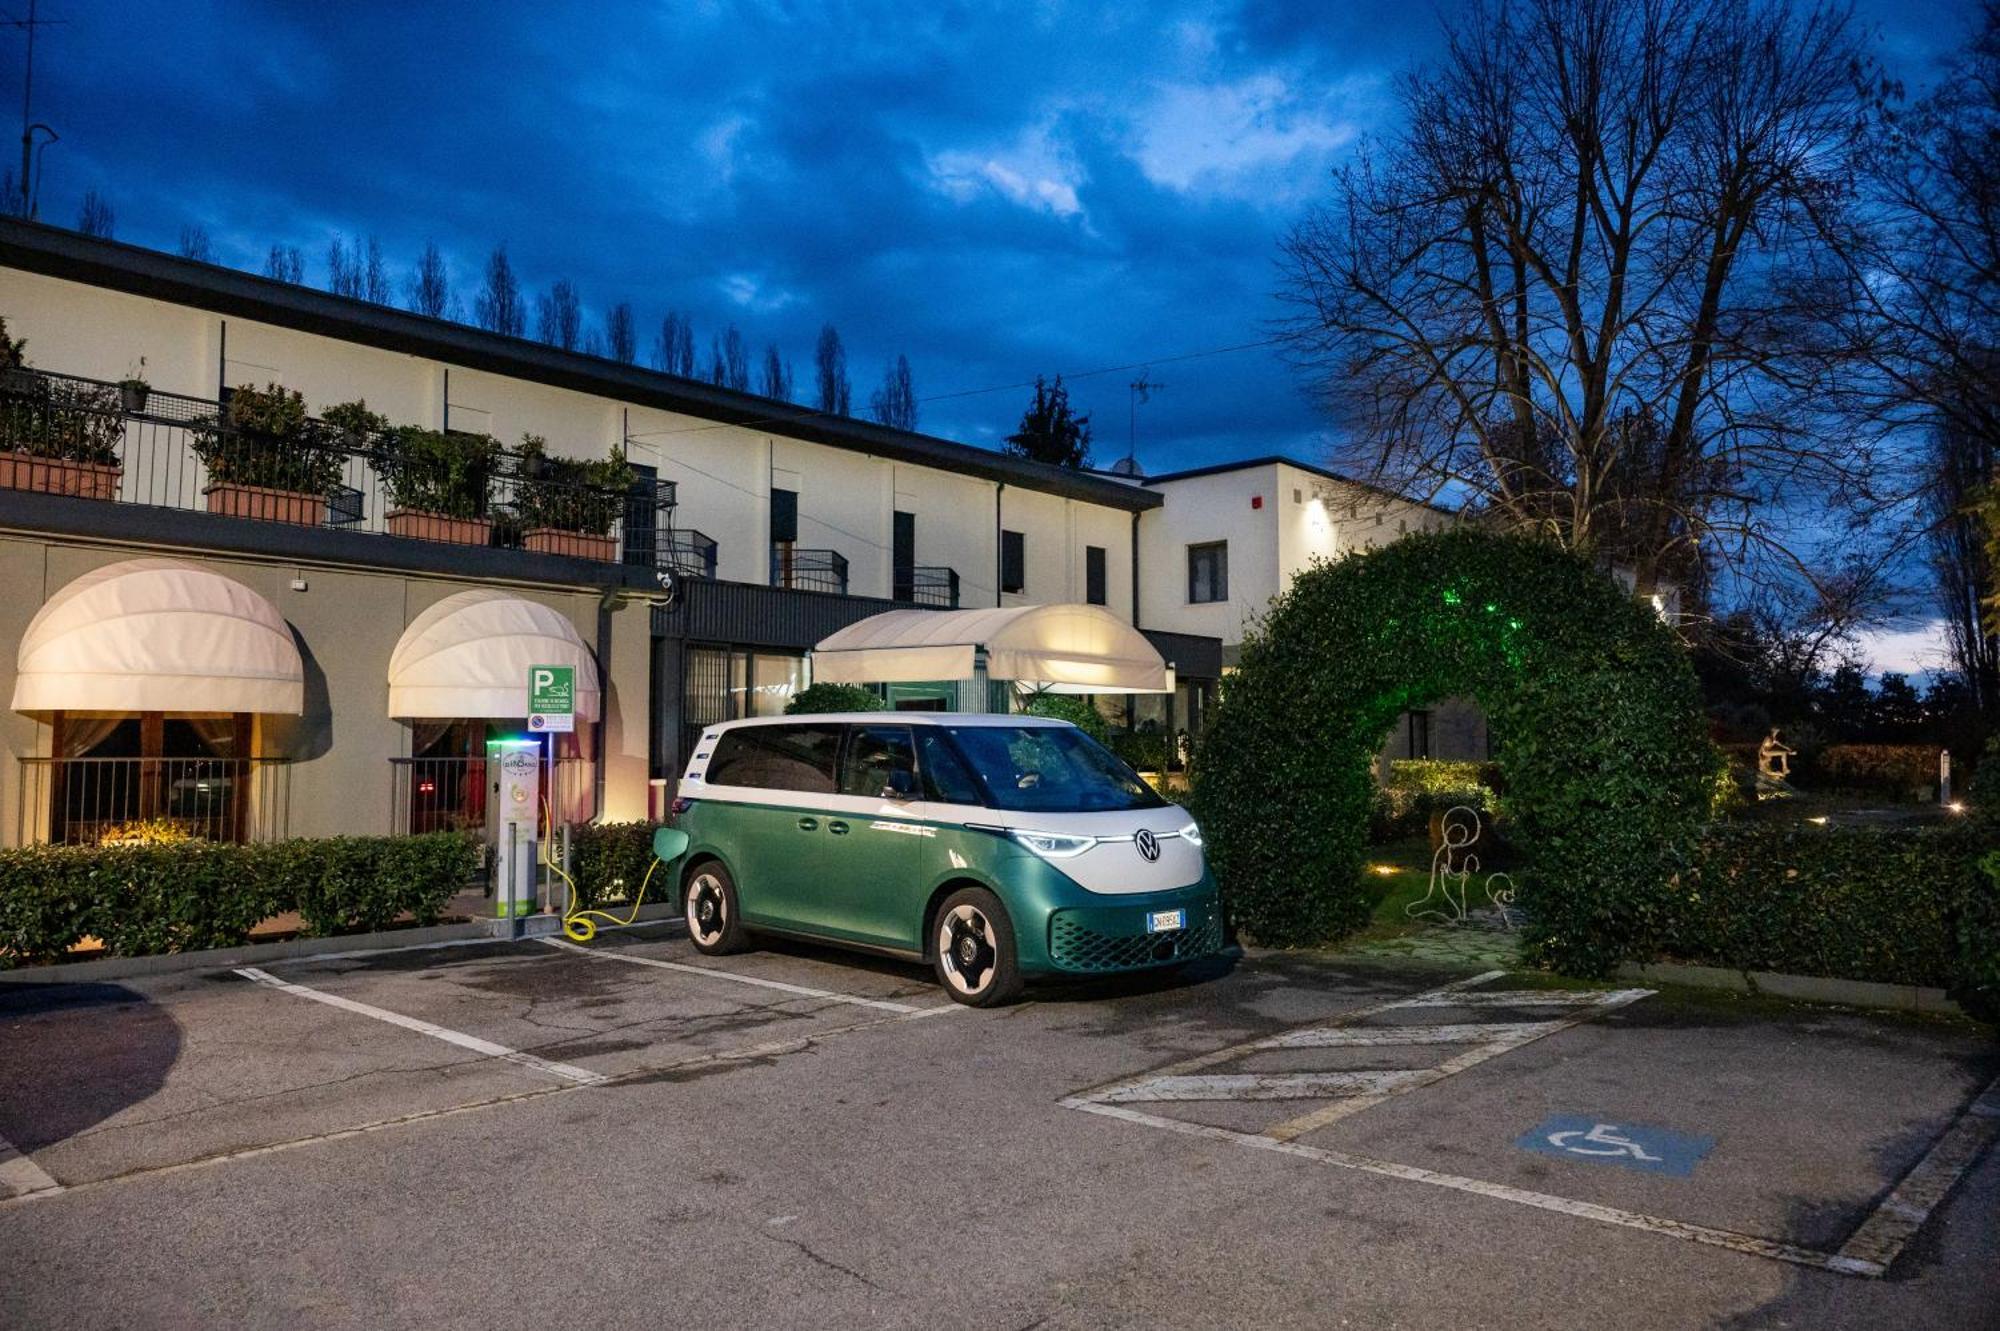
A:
0,903,683,986
1615,960,1967,1019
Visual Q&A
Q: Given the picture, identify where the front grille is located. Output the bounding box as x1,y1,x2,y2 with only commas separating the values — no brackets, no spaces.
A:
1048,902,1222,973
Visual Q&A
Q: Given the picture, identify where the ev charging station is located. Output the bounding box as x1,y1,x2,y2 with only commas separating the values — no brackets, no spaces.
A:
486,737,543,932
485,664,579,938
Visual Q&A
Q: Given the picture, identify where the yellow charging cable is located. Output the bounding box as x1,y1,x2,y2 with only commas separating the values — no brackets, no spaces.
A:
542,796,664,943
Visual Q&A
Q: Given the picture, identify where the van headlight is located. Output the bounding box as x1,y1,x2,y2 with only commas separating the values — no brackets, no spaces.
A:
1009,829,1097,859
1179,821,1203,848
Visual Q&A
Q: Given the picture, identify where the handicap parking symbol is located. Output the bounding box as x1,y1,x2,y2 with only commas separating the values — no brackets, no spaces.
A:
1516,1115,1714,1177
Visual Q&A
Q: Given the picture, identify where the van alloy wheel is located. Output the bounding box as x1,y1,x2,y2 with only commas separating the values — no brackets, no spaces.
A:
683,863,747,955
931,886,1023,1007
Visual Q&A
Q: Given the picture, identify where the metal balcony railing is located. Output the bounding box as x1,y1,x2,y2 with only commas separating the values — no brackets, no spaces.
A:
0,367,661,564
662,528,719,580
897,564,960,608
771,545,849,595
388,756,592,836
15,755,292,845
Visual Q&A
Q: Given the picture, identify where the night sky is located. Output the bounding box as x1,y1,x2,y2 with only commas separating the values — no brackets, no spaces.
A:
1,0,1979,666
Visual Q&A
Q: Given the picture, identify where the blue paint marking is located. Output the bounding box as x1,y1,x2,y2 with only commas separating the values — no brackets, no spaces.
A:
1516,1115,1715,1177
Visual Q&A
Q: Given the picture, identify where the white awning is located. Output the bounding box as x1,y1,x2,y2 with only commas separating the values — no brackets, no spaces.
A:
388,589,600,720
11,558,304,715
811,604,1171,694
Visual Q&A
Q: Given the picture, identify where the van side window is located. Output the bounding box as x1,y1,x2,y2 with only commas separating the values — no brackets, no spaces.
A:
705,724,842,794
841,725,917,798
915,729,984,805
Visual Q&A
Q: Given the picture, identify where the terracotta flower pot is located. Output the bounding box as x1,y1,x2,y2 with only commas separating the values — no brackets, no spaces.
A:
204,482,322,526
387,509,494,546
523,527,617,561
0,451,122,500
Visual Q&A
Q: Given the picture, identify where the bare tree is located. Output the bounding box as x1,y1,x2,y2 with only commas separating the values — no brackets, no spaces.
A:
177,224,214,263
76,189,114,238
761,343,793,400
814,323,851,416
869,354,918,431
654,311,696,376
407,241,450,318
473,246,525,337
263,244,306,284
326,236,363,298
536,279,583,350
605,302,637,363
709,326,750,391
1836,5,2000,715
1278,0,1879,599
363,237,391,304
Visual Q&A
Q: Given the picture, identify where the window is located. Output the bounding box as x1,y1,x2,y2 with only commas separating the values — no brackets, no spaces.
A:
624,462,662,569
1407,710,1432,760
841,724,917,799
1000,529,1025,594
705,724,842,793
944,725,1165,813
770,486,798,587
893,510,916,602
916,729,983,804
1085,545,1107,606
1188,541,1228,604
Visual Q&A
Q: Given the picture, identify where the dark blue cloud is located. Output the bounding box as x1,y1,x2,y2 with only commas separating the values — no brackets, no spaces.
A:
0,0,1962,473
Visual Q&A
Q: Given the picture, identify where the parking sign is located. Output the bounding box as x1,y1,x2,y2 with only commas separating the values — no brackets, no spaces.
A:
528,665,575,733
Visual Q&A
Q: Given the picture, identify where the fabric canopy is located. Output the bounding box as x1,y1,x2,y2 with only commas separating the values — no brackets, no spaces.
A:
388,589,600,720
12,558,305,715
811,604,1171,694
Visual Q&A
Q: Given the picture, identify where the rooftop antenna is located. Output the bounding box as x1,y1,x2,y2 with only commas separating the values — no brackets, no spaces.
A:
1119,371,1164,478
5,0,64,217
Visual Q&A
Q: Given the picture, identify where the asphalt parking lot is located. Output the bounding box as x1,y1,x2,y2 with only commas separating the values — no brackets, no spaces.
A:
1,925,1996,1330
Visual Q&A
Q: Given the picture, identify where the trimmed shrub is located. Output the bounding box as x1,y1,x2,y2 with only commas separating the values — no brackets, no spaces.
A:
785,682,881,714
1657,822,1996,1021
1386,758,1499,793
1807,744,1940,798
569,821,669,909
1020,693,1110,742
1196,529,1717,972
0,831,477,967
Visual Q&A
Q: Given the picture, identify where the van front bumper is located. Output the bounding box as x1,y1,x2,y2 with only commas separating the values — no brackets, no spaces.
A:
1009,869,1222,976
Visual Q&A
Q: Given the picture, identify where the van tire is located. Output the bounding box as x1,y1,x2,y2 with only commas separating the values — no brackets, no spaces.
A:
932,886,1022,1007
683,862,747,955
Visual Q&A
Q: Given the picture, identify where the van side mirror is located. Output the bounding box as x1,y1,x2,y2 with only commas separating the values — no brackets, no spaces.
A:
880,769,917,801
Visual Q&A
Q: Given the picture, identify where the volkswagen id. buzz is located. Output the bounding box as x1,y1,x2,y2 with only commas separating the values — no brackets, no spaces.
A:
670,713,1220,1005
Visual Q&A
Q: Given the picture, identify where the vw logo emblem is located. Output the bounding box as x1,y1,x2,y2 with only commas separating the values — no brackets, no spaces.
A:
1134,829,1161,862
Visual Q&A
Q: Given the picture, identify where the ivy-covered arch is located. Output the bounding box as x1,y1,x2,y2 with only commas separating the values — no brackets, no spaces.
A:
1197,529,1716,976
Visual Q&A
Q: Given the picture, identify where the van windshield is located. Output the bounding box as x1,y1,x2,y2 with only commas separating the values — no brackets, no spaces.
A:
943,725,1167,813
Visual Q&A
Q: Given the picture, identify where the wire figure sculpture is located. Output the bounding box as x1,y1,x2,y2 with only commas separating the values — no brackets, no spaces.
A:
1404,805,1517,930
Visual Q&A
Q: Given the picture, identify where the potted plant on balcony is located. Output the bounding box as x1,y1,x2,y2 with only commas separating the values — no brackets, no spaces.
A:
0,319,125,501
511,434,632,561
190,382,342,525
118,358,150,414
368,421,502,546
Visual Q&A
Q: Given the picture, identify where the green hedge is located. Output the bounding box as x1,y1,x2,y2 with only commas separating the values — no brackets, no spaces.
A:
1196,529,1717,972
1020,693,1110,742
0,832,477,967
785,682,881,714
1663,822,1997,1020
567,821,673,910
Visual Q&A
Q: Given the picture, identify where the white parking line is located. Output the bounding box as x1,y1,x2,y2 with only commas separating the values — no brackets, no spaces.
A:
1258,1022,1557,1048
1098,1071,1434,1102
0,1131,61,1201
1835,1075,2000,1272
234,967,608,1086
539,937,934,1014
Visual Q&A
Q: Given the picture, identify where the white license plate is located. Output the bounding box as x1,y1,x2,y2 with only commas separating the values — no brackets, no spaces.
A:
1146,909,1186,934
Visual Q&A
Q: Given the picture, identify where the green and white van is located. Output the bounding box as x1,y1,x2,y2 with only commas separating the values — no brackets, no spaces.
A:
670,712,1221,1006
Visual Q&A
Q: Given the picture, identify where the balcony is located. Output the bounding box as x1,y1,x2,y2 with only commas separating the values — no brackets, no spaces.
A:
661,527,719,580
0,368,657,566
896,564,960,608
771,545,849,595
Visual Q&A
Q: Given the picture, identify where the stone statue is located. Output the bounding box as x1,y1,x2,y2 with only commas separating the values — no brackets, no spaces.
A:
1757,727,1794,780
